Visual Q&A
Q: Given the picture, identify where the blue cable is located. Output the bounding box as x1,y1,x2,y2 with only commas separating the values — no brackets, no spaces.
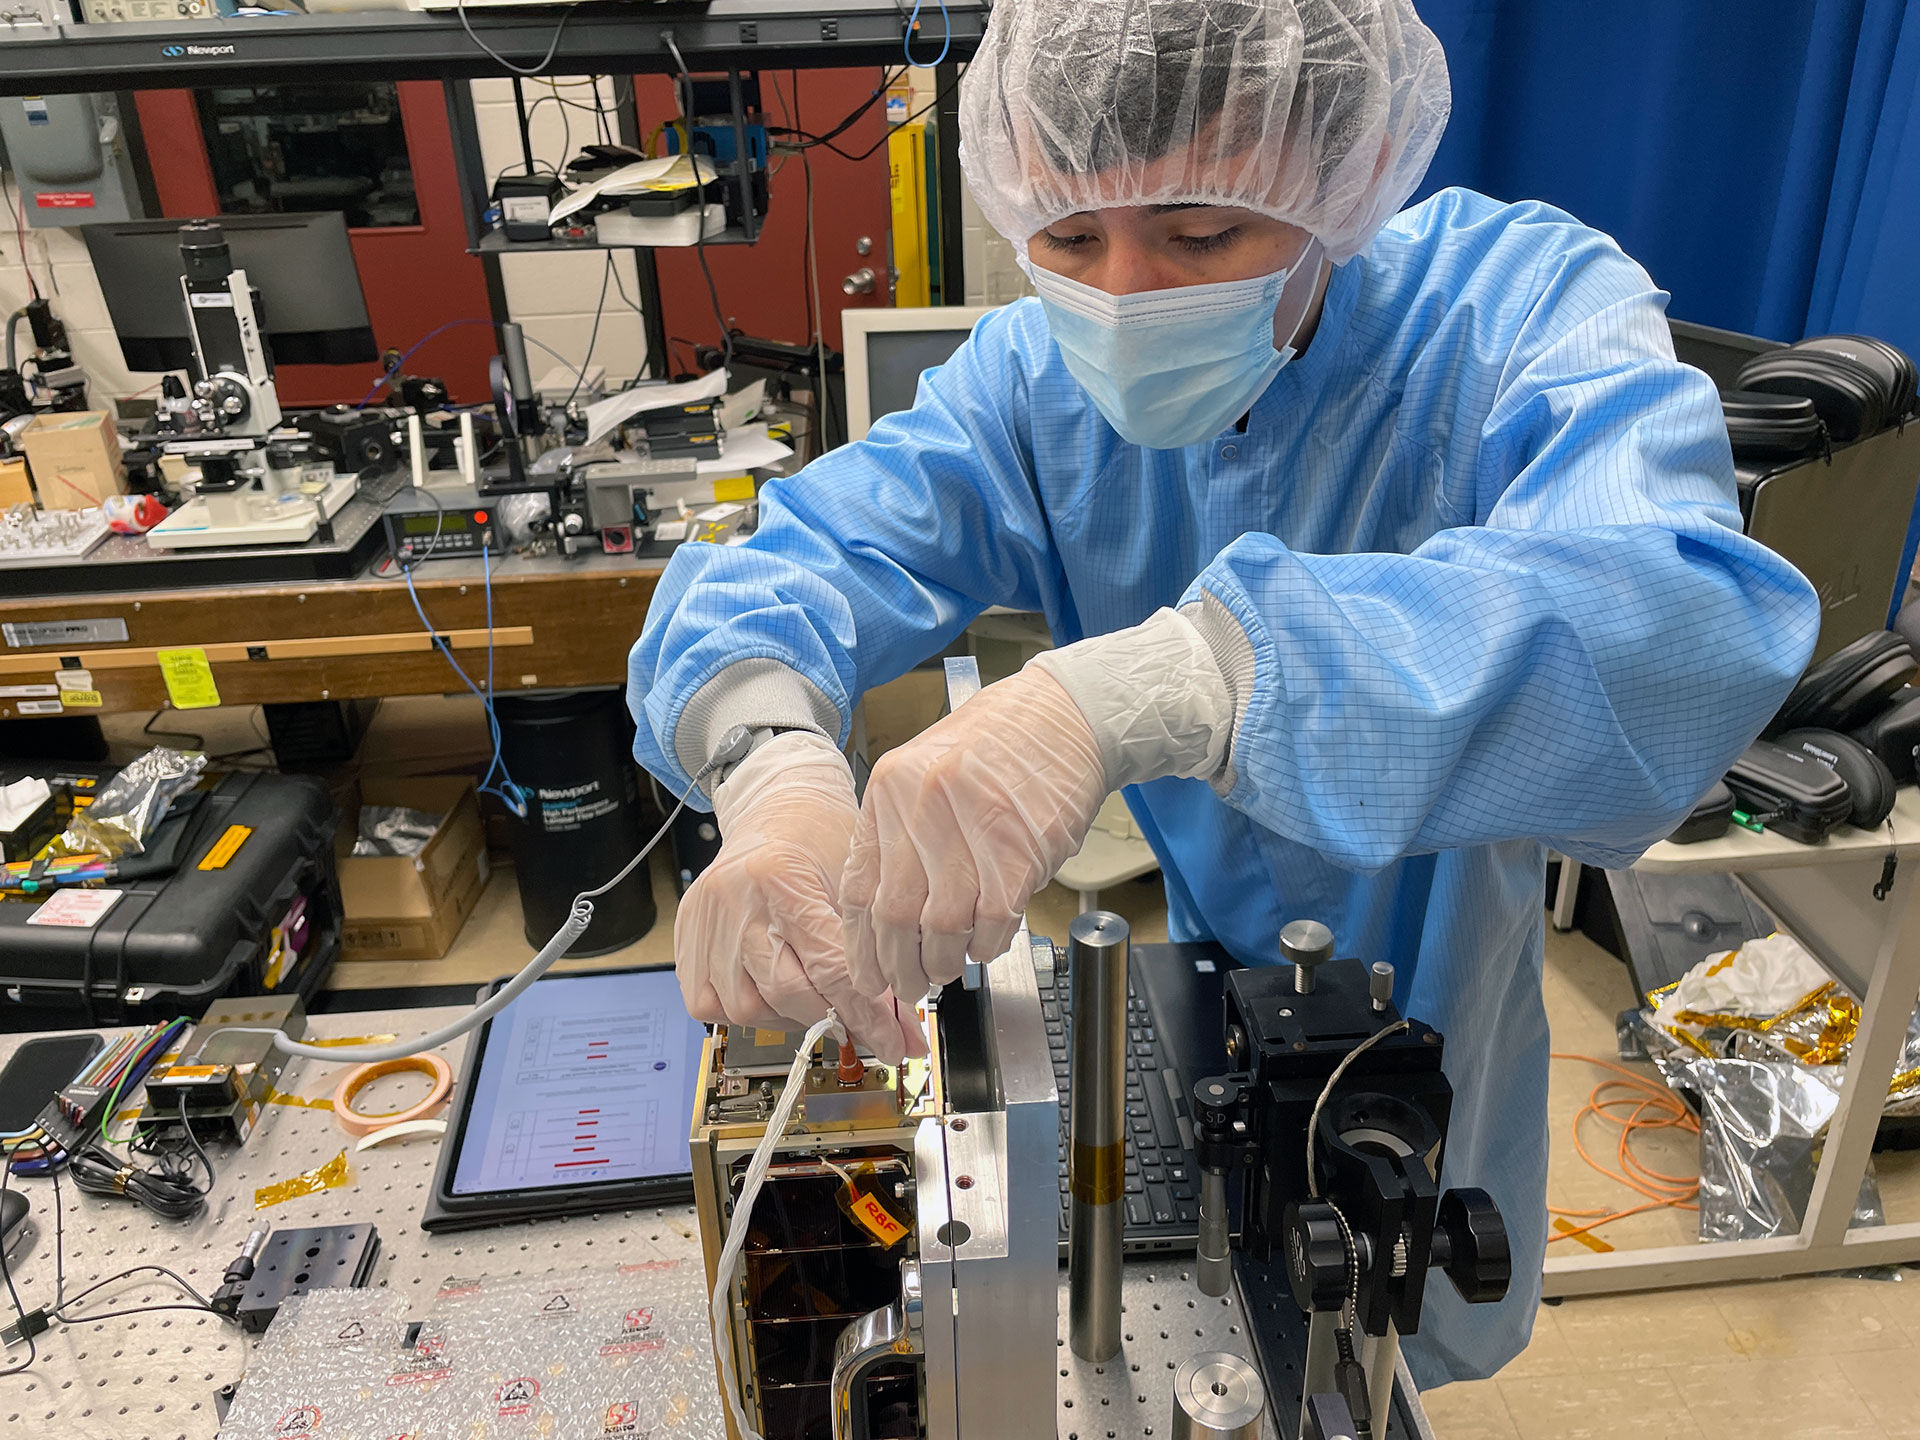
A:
402,554,527,818
903,0,951,68
352,318,496,411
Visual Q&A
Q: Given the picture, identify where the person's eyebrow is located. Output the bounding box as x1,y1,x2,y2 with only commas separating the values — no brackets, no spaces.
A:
1147,203,1220,214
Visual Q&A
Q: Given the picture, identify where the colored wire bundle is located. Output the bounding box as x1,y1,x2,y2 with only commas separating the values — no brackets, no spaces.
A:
0,851,112,893
1545,1053,1700,1244
5,1018,191,1175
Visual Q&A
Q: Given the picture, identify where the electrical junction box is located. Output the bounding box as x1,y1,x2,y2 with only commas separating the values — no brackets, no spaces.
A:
0,93,148,227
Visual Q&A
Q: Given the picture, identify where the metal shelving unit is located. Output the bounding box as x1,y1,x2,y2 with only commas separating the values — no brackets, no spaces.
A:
0,1,988,95
468,226,754,255
0,0,983,381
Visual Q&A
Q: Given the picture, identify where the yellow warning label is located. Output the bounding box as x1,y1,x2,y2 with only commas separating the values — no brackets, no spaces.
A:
753,1029,787,1047
198,824,253,870
58,688,102,709
847,1191,910,1248
156,648,221,710
711,475,755,502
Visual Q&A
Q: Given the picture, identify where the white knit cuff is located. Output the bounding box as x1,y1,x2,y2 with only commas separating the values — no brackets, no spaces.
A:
1029,607,1236,790
675,658,843,796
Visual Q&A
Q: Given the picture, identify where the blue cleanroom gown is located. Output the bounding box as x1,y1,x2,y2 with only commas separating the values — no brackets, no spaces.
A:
627,188,1820,1383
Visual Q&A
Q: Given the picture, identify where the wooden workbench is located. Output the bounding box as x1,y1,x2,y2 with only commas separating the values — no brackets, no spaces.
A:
0,550,661,717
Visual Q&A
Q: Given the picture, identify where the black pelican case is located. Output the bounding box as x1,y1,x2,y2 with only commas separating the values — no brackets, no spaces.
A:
0,763,341,1027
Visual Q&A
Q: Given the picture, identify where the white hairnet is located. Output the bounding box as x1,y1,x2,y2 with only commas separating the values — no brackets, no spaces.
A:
958,0,1451,264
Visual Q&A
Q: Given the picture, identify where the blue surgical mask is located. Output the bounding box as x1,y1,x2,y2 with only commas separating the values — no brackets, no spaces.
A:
1030,239,1326,449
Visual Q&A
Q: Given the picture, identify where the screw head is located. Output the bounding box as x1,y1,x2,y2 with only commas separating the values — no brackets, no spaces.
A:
1279,919,1335,968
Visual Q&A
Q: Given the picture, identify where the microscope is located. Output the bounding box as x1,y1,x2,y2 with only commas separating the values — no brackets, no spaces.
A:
0,297,90,421
690,917,1509,1440
145,221,358,550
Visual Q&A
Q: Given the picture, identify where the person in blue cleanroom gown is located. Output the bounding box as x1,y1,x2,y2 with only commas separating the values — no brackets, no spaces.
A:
626,0,1819,1385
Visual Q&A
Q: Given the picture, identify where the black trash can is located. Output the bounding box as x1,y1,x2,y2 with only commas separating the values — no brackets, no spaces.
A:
494,689,657,956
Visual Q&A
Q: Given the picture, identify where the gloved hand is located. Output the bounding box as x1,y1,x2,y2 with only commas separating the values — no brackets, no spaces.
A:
675,730,926,1065
842,607,1239,1004
841,665,1110,1003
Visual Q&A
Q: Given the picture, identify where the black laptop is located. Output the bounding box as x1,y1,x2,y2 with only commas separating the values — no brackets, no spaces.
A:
1042,938,1240,1256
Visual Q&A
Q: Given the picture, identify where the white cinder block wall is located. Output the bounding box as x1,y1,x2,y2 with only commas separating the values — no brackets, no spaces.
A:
0,217,172,405
469,77,650,386
960,183,1034,308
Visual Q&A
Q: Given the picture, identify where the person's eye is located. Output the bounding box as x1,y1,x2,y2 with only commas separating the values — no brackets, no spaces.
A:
1173,227,1242,255
1038,230,1095,252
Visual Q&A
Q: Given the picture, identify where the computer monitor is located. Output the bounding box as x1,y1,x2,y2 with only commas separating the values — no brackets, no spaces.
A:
841,305,996,441
82,212,378,374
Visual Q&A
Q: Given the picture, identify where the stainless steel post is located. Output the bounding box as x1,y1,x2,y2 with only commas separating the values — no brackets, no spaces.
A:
1196,1165,1232,1297
1067,909,1128,1362
1172,1352,1265,1440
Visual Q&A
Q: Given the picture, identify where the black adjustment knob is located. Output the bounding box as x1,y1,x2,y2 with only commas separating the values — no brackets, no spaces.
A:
1191,1075,1244,1129
1282,1201,1349,1313
1431,1187,1510,1304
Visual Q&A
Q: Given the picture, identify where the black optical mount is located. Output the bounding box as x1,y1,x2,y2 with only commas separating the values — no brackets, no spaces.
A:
1190,920,1511,1440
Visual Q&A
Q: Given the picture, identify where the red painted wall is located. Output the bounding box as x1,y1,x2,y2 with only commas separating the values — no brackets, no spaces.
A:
634,68,897,368
132,84,497,405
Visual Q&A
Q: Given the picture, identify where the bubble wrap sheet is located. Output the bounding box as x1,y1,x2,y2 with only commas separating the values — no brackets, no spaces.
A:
0,1009,707,1440
216,1261,717,1440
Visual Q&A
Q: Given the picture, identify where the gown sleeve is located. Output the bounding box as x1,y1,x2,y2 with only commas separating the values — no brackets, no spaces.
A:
627,305,1065,798
1183,234,1821,870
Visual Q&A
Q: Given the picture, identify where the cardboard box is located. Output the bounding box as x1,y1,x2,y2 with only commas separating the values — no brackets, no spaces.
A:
0,458,33,509
338,777,489,962
20,410,124,510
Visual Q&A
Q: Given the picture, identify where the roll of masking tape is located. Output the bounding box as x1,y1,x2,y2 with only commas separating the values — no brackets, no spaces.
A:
332,1054,454,1138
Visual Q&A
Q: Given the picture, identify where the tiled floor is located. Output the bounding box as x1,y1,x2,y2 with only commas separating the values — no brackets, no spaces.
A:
340,859,1920,1439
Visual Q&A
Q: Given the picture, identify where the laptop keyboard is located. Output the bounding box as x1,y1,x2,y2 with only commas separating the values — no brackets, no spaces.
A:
1038,958,1201,1249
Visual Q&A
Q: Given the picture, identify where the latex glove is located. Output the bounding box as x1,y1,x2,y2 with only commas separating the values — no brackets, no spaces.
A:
675,730,926,1065
841,666,1110,1003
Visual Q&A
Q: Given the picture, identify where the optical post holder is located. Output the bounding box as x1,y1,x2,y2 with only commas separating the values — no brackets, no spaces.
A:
1191,929,1510,1439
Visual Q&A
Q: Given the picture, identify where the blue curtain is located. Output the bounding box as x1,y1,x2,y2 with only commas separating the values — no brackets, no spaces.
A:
1413,0,1920,358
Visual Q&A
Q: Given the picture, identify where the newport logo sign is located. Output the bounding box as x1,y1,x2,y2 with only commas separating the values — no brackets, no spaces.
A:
160,42,237,56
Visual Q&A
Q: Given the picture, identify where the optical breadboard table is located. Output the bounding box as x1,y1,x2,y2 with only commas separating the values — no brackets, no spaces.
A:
0,1009,1415,1440
1546,785,1920,1297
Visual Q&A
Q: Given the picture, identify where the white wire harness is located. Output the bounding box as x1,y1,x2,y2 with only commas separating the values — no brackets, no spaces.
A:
708,1011,839,1440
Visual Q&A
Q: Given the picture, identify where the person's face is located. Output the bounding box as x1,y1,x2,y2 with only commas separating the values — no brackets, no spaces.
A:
1027,204,1313,295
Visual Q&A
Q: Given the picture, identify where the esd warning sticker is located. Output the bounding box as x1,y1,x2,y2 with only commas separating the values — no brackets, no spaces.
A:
495,1376,540,1417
